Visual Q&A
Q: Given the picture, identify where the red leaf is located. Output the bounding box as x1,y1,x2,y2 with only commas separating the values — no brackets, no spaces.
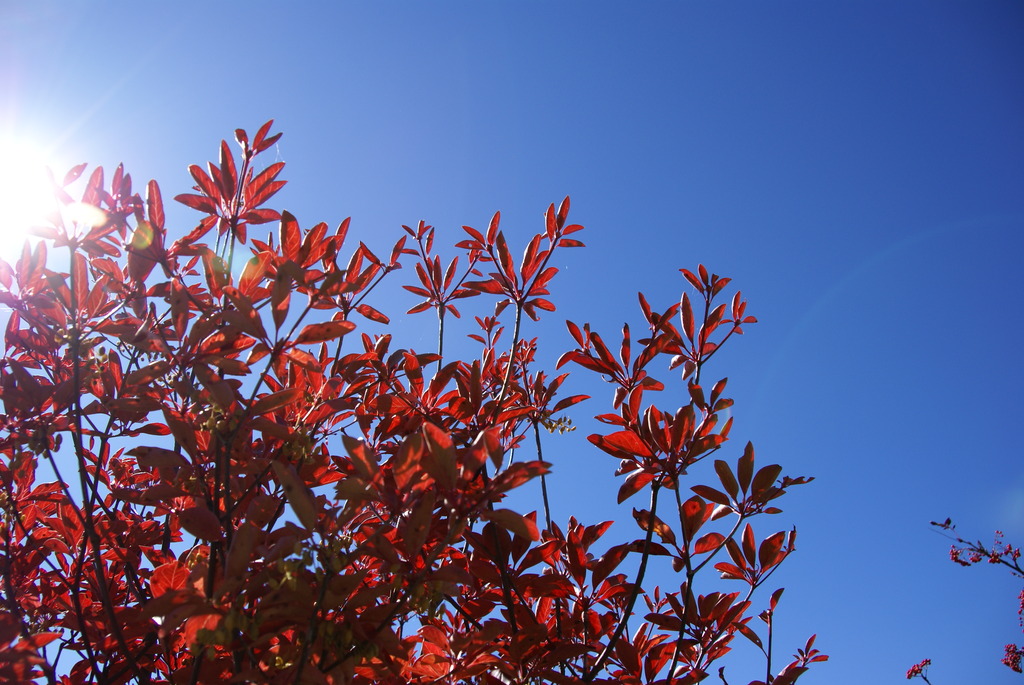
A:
147,180,165,230
681,495,712,541
738,442,755,493
681,293,695,342
551,394,589,413
484,509,539,541
694,532,725,554
752,464,783,497
495,233,516,284
737,622,763,649
520,233,542,280
589,430,654,459
150,560,191,597
391,435,425,490
272,461,318,530
758,531,786,569
279,210,301,259
175,193,218,214
219,139,237,199
403,491,437,555
243,207,280,224
295,320,356,345
714,459,739,500
188,163,218,197
680,268,704,293
690,484,731,507
618,470,654,503
129,446,189,469
246,162,285,206
462,224,485,245
343,435,379,481
26,631,61,649
421,422,457,489
253,120,274,147
239,252,272,296
530,266,559,293
251,388,301,415
356,303,389,324
124,360,170,386
556,196,570,225
632,508,676,547
464,279,504,295
253,120,282,153
178,506,223,541
566,319,585,345
226,523,260,580
63,162,88,187
486,211,500,244
407,301,433,315
163,408,199,458
742,524,757,567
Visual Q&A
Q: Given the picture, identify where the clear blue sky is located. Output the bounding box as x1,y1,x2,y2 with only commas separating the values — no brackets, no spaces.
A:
3,2,1023,683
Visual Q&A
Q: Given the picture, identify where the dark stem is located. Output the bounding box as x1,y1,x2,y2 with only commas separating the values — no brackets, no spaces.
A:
584,480,661,681
533,421,552,531
694,292,711,387
490,302,523,425
437,306,445,362
67,244,146,682
293,562,334,684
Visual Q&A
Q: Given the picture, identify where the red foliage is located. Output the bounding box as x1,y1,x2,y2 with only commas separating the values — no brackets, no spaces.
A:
0,123,824,684
928,520,1024,677
905,658,931,682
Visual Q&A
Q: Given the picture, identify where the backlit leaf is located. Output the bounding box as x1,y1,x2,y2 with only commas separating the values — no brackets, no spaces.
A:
251,388,301,415
694,532,725,555
484,508,539,541
178,506,223,541
272,461,318,530
295,320,356,344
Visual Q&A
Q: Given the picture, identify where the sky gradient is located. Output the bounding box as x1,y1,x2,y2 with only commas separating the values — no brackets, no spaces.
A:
2,2,1023,683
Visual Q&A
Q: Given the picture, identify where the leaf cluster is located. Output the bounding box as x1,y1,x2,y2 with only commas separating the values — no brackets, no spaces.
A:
0,123,823,685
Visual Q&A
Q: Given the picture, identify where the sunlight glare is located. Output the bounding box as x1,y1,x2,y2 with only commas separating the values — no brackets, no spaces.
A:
0,137,62,261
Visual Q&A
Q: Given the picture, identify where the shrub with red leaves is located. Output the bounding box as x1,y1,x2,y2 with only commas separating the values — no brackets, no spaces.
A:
0,122,824,684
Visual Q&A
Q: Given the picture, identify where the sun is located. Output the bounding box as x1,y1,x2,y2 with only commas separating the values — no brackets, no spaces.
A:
0,136,64,262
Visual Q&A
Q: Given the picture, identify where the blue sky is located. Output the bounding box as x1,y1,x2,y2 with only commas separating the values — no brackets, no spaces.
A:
2,2,1023,683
